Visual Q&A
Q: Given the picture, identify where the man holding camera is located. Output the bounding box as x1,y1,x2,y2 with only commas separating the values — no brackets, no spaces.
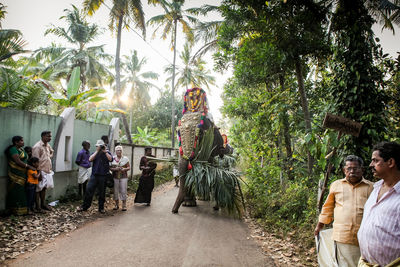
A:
78,139,112,213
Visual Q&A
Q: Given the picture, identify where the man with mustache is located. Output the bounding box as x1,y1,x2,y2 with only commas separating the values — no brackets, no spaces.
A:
357,141,400,266
315,155,373,267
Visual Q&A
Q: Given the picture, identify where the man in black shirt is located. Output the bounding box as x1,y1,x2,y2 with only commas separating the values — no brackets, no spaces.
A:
78,139,112,213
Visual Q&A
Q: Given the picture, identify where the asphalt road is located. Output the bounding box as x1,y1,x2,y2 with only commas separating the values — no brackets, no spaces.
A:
7,185,274,267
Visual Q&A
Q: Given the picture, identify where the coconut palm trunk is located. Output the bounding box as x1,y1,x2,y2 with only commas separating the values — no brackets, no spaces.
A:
170,18,178,148
116,14,133,144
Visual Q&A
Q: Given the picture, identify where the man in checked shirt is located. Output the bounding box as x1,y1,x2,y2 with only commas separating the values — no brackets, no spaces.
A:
357,141,400,267
315,155,374,267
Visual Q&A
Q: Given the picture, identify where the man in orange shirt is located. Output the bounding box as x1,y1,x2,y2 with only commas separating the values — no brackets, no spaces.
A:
315,155,374,267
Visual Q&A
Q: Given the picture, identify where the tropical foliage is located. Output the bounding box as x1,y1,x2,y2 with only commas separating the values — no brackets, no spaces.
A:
0,67,48,110
164,43,215,92
121,50,159,109
33,5,113,90
216,0,399,250
49,66,106,119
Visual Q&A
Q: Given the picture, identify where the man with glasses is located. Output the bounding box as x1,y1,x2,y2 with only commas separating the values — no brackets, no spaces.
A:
357,142,400,266
315,155,374,266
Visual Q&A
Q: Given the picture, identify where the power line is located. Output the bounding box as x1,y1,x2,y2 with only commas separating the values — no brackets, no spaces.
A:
101,2,173,65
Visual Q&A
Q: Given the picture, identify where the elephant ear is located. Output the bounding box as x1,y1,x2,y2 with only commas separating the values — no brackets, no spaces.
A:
194,128,215,162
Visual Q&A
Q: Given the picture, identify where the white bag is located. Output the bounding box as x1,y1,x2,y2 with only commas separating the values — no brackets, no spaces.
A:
316,228,338,267
37,171,54,192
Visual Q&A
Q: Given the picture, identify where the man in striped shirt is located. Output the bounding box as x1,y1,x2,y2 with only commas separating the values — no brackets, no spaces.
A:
357,141,400,266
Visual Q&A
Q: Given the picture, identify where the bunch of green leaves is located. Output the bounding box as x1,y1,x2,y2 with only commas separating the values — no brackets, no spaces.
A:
0,67,48,111
49,66,106,118
328,1,388,161
184,128,245,214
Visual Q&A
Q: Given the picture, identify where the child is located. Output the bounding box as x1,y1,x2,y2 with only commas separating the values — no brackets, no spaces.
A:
26,157,40,214
75,141,91,197
24,146,32,160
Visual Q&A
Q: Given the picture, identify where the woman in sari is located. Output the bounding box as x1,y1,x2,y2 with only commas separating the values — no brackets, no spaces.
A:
5,136,34,215
134,148,157,206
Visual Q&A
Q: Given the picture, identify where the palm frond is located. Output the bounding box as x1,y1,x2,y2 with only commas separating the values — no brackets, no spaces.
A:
0,29,27,62
185,161,244,214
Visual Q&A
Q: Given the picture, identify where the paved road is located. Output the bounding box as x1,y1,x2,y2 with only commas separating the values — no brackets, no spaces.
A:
8,186,274,267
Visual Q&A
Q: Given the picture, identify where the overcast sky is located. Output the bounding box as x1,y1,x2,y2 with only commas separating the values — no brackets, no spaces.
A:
2,1,399,124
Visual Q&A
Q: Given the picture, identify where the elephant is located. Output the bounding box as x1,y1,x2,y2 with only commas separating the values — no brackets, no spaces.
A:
171,88,234,214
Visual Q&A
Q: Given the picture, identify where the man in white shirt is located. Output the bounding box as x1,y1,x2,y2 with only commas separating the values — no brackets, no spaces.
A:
357,141,400,266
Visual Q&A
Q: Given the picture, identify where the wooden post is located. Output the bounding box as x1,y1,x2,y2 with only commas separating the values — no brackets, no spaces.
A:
317,114,362,212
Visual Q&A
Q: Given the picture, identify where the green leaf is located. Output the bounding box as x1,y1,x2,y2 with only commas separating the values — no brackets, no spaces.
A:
66,66,81,99
88,96,105,102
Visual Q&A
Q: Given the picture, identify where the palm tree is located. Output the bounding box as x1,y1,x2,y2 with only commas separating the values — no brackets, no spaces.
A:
189,4,222,59
147,0,200,147
121,50,159,107
0,4,27,63
0,3,6,27
0,67,49,111
34,5,112,90
366,0,400,33
0,4,48,111
164,43,215,91
0,29,27,63
83,0,146,144
121,50,159,129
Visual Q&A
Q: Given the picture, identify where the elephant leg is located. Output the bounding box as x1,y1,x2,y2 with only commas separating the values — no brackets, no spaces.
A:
213,203,220,211
172,158,190,213
183,190,197,207
172,176,186,213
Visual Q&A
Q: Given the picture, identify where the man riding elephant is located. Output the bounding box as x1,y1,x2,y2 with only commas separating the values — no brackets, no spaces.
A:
172,88,239,214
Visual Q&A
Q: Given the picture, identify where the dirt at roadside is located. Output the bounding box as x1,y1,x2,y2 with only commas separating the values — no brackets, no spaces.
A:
245,216,318,266
0,181,175,263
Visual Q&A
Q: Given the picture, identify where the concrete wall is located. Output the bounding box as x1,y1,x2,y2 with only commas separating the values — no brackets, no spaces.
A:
0,108,112,212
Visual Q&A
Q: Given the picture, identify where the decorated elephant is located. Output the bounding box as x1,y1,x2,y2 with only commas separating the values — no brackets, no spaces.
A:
172,88,239,214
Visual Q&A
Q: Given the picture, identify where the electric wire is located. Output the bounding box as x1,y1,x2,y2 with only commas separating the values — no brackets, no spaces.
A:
101,1,174,65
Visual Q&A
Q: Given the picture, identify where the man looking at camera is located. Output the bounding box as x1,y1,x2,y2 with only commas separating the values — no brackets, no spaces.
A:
78,139,112,213
315,155,373,267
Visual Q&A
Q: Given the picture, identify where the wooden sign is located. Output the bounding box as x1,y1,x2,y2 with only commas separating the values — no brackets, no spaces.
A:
322,113,362,137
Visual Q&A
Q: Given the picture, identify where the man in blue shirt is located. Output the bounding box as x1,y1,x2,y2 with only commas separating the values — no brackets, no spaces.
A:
78,139,112,213
75,140,91,197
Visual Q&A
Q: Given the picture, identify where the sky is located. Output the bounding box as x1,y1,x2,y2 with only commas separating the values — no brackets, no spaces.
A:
2,1,400,125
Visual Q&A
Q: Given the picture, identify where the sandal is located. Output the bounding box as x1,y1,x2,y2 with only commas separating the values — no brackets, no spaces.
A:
77,206,87,212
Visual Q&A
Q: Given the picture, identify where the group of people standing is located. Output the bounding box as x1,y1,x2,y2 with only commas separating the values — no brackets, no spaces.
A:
315,141,400,267
5,131,54,215
76,138,157,213
5,132,157,216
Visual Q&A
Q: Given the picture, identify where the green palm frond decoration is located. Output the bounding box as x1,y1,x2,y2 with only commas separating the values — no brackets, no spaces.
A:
185,160,244,215
184,128,245,214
